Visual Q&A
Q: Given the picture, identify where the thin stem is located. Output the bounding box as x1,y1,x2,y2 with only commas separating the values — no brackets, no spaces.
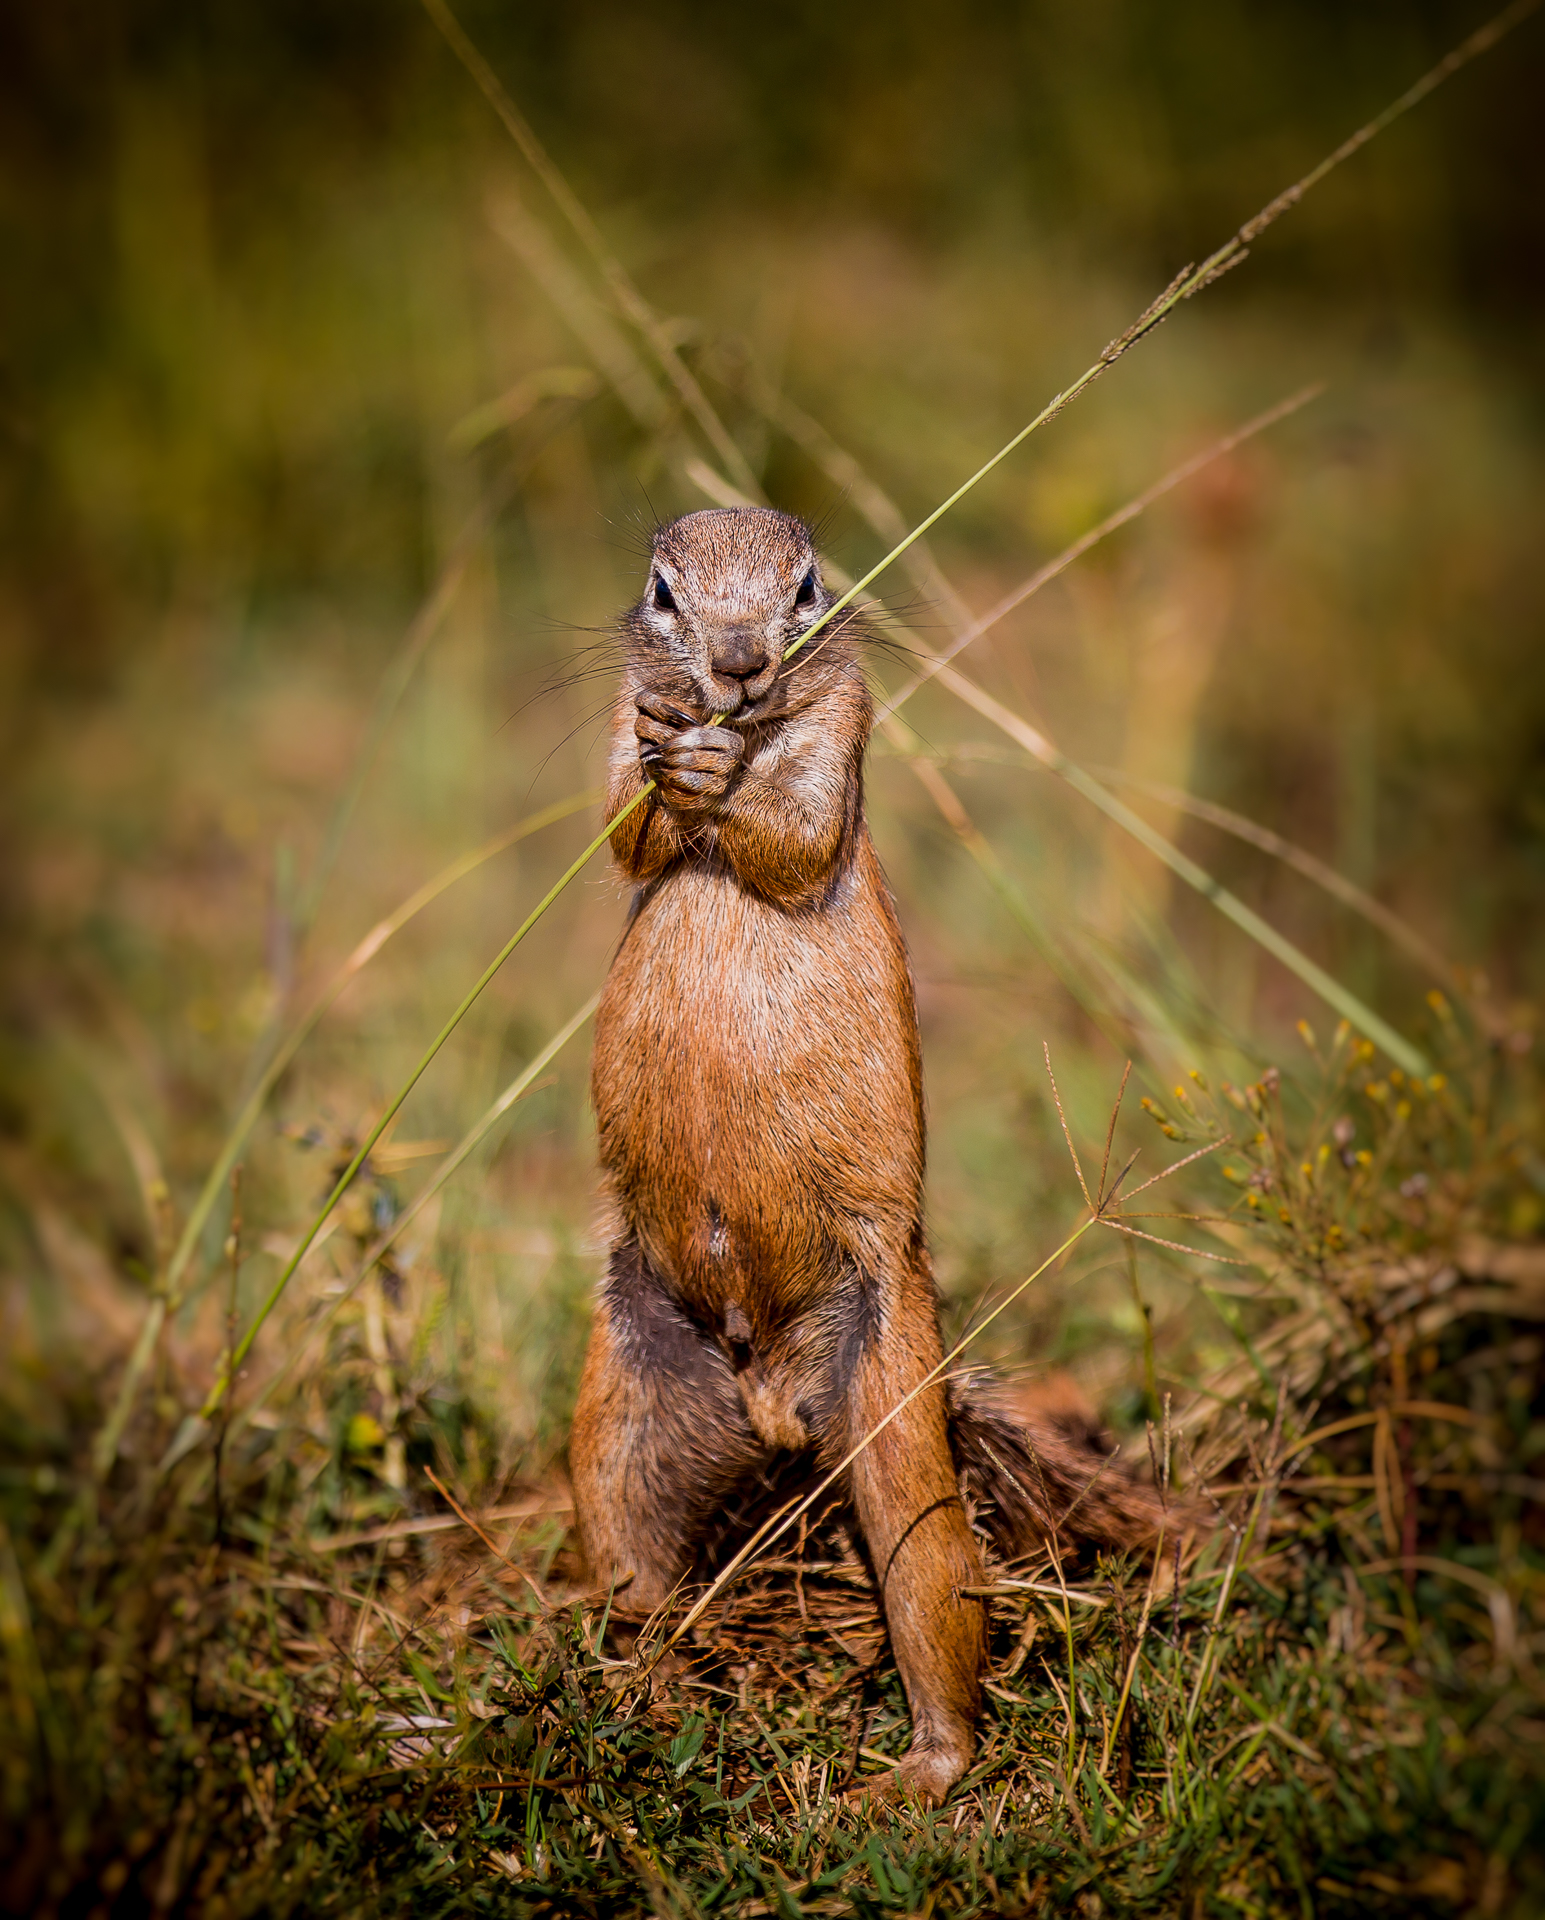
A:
1127,1244,1160,1427
294,484,510,941
1184,1396,1286,1731
212,1166,242,1542
424,1469,552,1614
1099,1064,1134,1210
198,792,651,1420
225,993,599,1444
422,0,763,500
1020,1436,1082,1784
89,790,597,1478
900,749,1130,1051
1043,1042,1096,1211
874,385,1325,722
1088,765,1459,989
233,474,517,1159
930,663,1429,1077
1100,1515,1170,1777
917,741,1463,994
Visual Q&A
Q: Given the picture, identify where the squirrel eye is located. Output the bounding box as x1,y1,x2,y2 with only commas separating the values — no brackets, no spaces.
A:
795,567,817,607
653,575,676,612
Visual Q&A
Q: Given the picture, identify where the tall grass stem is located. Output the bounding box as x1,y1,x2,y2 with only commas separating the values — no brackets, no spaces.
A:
196,791,651,1421
225,992,600,1446
89,791,598,1477
873,386,1324,722
930,665,1429,1076
423,0,763,499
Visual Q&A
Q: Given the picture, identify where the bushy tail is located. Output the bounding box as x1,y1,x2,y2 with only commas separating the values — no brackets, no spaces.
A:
947,1381,1188,1563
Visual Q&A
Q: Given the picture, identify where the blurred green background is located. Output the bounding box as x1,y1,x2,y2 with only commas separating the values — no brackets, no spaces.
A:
2,1,1542,1468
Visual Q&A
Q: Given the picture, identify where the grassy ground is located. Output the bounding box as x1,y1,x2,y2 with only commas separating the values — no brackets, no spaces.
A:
3,7,1544,1914
4,1012,1542,1916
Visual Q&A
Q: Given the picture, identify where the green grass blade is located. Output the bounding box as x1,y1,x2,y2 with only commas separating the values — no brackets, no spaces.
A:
933,664,1429,1075
224,991,601,1447
197,788,650,1421
1089,765,1458,986
90,790,599,1479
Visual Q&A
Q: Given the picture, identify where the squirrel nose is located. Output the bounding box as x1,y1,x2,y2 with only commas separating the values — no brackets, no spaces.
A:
710,631,772,682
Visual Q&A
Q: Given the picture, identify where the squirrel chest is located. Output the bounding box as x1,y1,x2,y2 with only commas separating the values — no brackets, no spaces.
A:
593,779,923,1332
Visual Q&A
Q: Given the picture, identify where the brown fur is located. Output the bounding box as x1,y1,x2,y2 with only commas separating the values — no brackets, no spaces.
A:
570,508,1169,1802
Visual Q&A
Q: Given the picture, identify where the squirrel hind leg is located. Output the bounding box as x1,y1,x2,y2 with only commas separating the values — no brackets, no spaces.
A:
834,1285,987,1806
570,1238,764,1615
948,1386,1179,1563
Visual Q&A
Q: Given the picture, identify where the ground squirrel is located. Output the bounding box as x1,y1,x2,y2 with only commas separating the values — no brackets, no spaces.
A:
570,507,1168,1803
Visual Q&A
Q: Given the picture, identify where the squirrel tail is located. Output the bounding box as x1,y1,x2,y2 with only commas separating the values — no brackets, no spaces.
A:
947,1383,1186,1562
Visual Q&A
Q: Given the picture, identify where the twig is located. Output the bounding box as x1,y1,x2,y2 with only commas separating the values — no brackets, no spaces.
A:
960,1580,1107,1607
423,1470,551,1614
308,1500,570,1555
1102,1221,1250,1266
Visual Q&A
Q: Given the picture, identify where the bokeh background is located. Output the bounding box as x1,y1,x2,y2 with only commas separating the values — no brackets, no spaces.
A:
3,0,1543,1475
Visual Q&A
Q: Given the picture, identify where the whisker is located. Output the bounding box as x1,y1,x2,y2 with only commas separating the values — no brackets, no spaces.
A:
500,668,625,729
517,698,619,799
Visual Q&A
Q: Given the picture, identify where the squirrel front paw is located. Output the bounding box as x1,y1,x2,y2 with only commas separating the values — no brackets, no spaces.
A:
635,690,745,811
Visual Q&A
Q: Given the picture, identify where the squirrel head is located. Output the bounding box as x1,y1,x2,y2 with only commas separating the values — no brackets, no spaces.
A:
625,508,850,720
